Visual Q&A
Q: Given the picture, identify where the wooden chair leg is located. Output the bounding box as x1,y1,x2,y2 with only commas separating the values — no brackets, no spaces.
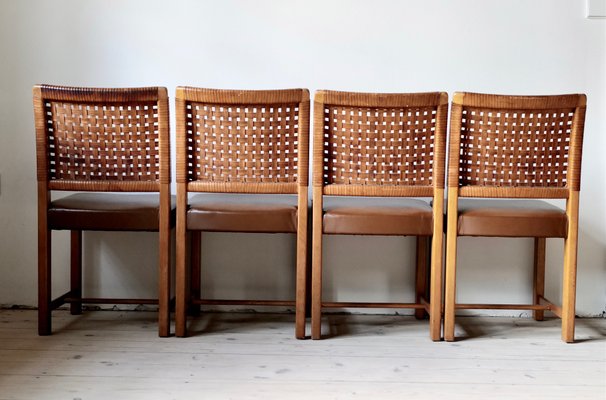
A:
189,231,201,316
175,187,190,338
295,190,308,339
429,190,444,341
562,192,580,343
38,226,52,336
157,187,171,338
415,236,429,320
444,190,458,342
175,232,188,337
70,230,83,315
311,190,323,340
533,237,546,321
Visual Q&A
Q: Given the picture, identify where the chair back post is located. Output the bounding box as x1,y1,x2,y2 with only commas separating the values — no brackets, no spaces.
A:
568,96,587,195
561,95,586,342
155,88,171,337
312,91,327,219
174,89,189,337
431,92,449,228
295,91,310,339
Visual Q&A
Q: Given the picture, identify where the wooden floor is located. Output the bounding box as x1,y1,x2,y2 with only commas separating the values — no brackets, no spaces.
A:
0,310,604,399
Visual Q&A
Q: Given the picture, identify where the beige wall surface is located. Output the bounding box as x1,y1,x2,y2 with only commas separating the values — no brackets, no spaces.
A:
0,0,604,316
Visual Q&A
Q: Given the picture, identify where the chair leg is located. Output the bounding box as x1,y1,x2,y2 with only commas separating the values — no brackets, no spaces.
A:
70,230,83,315
429,191,444,341
295,190,308,339
429,233,444,341
175,186,189,338
189,231,201,316
157,187,171,338
38,226,52,336
415,236,429,320
444,190,458,342
311,190,323,340
562,192,580,343
175,230,188,338
533,237,546,321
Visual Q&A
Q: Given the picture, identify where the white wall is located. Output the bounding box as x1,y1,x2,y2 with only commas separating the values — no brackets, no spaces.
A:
0,0,604,316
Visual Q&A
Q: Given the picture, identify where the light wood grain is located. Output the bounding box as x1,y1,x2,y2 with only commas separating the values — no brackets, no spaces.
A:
444,188,459,341
562,191,580,342
429,189,444,341
295,189,308,339
311,188,323,340
0,310,604,400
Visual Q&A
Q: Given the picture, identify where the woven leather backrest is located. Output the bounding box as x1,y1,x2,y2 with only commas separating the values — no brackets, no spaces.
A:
34,85,169,191
176,87,310,194
314,91,448,197
448,92,586,197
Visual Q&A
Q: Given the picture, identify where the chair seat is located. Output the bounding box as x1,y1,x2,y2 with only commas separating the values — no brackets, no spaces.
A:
457,199,567,238
323,199,433,235
187,195,298,233
49,193,176,231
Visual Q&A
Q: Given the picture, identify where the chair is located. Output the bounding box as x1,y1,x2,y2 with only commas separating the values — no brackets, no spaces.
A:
174,87,310,338
33,85,174,337
444,92,586,343
311,90,448,341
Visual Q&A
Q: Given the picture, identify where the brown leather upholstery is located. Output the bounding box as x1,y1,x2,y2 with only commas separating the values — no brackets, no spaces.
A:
323,199,433,235
49,193,176,231
187,195,297,233
457,199,567,238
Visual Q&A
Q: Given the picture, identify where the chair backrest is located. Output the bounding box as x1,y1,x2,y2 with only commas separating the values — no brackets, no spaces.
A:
175,87,310,194
33,85,170,192
313,90,448,197
448,92,586,199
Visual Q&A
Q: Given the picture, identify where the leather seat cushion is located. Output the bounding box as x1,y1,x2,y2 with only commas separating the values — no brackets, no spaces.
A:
323,199,433,236
48,193,176,231
187,195,297,233
457,199,567,238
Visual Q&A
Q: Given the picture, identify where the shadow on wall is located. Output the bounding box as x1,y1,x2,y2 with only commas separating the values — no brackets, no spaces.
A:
82,231,159,301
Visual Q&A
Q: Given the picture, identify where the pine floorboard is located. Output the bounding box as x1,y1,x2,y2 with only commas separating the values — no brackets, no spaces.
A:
0,309,604,399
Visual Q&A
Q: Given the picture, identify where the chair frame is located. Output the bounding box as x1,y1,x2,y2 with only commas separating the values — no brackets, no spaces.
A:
311,90,448,341
444,92,586,343
174,87,310,338
33,85,172,337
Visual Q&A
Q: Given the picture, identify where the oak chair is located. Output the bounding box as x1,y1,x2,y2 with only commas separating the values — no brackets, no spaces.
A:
174,87,310,339
444,92,586,343
311,90,448,341
33,85,174,337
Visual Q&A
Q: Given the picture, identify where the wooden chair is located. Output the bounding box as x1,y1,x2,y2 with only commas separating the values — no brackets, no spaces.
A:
174,87,310,339
33,85,174,337
311,91,448,341
444,92,586,343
